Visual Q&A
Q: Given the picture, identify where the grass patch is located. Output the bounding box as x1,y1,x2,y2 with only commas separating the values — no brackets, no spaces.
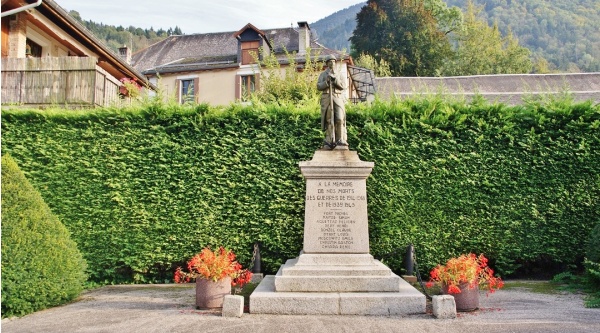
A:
502,280,563,294
552,272,600,308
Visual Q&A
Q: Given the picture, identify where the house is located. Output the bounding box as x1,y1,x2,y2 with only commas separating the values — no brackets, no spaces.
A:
131,22,374,105
1,0,154,107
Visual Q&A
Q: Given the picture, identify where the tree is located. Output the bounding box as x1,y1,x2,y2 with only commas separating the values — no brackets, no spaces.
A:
69,10,82,22
441,1,532,75
354,53,392,77
350,0,453,76
250,47,323,105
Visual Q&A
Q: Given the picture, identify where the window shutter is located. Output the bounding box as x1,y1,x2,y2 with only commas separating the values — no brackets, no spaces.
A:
235,75,241,100
175,80,181,104
194,78,199,103
255,73,260,92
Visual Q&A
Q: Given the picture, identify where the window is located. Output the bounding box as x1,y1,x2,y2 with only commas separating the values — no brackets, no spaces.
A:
241,41,259,65
180,79,195,104
236,74,259,101
241,75,255,101
26,38,42,58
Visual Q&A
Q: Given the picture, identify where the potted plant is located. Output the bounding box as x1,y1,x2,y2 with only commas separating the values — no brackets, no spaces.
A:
426,253,504,311
174,247,253,309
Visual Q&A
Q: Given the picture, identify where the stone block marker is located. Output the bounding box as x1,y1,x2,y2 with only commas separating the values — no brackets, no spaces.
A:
222,295,244,318
432,295,456,319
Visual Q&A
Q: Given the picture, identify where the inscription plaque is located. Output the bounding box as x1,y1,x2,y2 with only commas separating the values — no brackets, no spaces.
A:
300,150,373,254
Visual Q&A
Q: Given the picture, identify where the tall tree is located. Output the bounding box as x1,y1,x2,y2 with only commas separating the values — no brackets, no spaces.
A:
441,1,532,75
350,0,453,76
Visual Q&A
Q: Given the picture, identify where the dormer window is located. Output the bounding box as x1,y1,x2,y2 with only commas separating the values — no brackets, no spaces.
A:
241,41,259,65
233,23,271,65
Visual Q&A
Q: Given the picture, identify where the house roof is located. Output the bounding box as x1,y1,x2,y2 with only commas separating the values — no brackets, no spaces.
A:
2,0,155,89
233,23,266,39
375,73,600,105
132,23,348,75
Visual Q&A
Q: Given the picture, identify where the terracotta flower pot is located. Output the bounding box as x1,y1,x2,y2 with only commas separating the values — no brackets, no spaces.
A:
443,282,480,312
195,277,231,309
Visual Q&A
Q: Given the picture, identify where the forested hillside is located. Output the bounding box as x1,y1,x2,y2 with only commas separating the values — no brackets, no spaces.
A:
310,3,364,52
446,0,600,72
68,10,182,54
311,0,600,73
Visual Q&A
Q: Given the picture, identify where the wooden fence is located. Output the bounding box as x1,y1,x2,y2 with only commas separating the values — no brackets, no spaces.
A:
1,57,122,107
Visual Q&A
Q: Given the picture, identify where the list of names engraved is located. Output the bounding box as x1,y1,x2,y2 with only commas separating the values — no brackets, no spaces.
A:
303,179,370,253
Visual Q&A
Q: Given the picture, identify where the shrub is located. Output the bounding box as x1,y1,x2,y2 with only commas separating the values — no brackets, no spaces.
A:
586,222,600,263
1,98,598,284
1,155,87,318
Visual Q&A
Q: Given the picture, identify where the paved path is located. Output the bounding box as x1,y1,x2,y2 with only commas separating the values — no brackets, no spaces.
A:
2,282,600,333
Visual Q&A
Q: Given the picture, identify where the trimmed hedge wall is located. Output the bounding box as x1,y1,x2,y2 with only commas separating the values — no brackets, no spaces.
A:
2,99,599,284
1,155,87,317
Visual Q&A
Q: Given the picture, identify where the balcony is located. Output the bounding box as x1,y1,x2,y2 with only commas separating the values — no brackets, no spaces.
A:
1,57,124,108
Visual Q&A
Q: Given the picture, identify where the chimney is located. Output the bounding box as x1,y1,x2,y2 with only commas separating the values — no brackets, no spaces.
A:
118,45,131,64
297,21,310,55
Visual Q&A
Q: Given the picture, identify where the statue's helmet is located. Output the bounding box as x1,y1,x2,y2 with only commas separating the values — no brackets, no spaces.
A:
325,54,337,62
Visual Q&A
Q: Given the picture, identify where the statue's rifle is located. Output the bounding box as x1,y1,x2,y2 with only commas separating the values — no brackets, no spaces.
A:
328,68,336,147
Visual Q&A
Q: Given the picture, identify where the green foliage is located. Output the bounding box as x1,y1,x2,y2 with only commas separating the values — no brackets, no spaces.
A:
1,155,87,318
354,53,392,77
67,10,182,54
311,3,364,52
584,222,600,307
441,0,533,75
351,0,532,76
2,97,599,285
351,0,453,76
445,0,600,72
317,0,599,73
586,222,600,263
250,48,322,108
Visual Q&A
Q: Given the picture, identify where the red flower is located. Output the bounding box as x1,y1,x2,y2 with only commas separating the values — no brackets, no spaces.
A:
174,247,253,288
427,253,504,296
447,284,462,294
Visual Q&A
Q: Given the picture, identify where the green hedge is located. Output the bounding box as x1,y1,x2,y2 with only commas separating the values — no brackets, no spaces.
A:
1,155,87,318
1,98,599,284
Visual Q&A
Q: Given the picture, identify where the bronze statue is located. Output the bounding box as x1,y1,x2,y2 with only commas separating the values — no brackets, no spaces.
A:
317,54,347,149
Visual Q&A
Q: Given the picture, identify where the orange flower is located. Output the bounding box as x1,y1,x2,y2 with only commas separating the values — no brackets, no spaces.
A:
427,253,503,295
174,247,253,288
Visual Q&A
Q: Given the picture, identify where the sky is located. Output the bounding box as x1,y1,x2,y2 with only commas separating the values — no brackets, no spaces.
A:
55,0,365,34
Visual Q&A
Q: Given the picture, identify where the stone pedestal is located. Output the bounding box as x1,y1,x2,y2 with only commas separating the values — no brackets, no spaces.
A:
250,148,425,315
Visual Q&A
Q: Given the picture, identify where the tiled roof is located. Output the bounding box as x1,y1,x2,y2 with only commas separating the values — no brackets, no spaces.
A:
131,25,345,75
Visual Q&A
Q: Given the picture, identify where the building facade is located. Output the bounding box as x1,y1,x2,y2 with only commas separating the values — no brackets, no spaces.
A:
131,22,364,106
1,0,152,107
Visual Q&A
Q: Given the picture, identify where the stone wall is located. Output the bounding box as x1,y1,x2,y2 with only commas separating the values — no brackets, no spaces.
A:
375,73,600,105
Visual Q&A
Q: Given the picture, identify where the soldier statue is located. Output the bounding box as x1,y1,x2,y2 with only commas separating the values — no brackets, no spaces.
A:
317,54,347,149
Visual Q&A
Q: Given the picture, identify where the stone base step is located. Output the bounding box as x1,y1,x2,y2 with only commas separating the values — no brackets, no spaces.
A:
274,254,402,292
275,270,402,292
250,275,426,315
280,258,394,277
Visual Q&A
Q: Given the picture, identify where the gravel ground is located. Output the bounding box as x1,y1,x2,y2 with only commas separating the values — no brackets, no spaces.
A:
2,281,600,333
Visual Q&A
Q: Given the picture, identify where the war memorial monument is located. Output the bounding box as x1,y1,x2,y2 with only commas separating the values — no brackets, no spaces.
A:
250,56,425,315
